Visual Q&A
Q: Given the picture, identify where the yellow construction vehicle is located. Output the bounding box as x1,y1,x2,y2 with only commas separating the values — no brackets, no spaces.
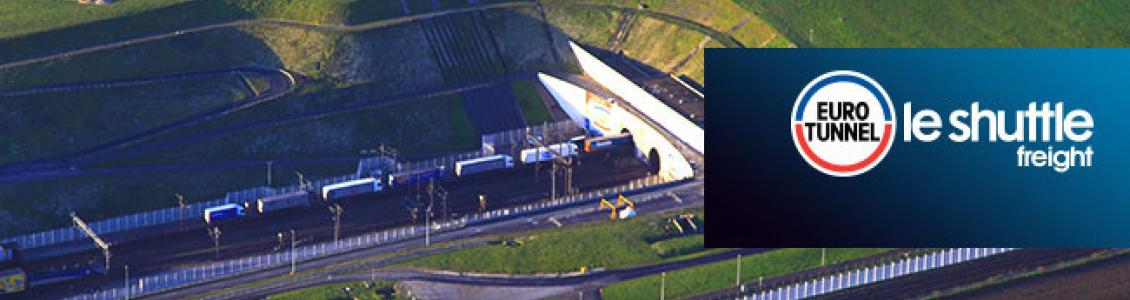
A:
599,198,617,219
598,194,637,219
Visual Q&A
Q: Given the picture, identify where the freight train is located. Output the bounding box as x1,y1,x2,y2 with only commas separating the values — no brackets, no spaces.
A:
201,135,634,224
0,134,638,295
321,177,381,202
454,154,513,177
0,258,105,295
387,167,446,188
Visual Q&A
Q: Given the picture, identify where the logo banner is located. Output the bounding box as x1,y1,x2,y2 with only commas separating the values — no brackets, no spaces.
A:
706,49,1128,247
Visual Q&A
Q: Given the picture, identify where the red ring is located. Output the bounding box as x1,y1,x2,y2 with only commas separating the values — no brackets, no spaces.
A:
795,123,892,173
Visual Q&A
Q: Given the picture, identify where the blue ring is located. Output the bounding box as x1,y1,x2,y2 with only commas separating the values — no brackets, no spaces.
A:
795,74,891,121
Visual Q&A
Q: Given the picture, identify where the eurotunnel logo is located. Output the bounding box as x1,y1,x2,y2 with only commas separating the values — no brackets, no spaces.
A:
790,71,895,177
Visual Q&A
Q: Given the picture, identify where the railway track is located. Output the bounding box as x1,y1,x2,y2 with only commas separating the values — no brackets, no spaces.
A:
13,153,651,299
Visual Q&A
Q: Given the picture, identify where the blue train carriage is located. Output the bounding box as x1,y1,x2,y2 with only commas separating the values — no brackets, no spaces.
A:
454,155,514,177
0,268,25,294
0,242,16,265
203,203,247,224
321,177,382,202
386,166,447,188
255,191,312,214
519,142,579,164
27,259,105,288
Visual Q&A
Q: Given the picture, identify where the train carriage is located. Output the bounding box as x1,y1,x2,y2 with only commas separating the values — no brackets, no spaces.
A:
321,177,381,201
256,191,311,214
583,133,633,153
454,155,514,177
0,243,15,265
520,142,579,164
387,167,446,188
203,204,246,224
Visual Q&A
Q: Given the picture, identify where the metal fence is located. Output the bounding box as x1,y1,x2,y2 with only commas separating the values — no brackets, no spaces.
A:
1,172,362,252
0,150,512,253
736,248,1016,300
393,150,487,174
64,175,674,300
3,121,600,251
481,120,583,158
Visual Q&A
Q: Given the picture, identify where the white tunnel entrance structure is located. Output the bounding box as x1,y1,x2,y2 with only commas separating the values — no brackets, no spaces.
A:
538,57,700,180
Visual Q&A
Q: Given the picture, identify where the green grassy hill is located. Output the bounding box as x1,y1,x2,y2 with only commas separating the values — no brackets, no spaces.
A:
0,0,762,235
738,0,1130,47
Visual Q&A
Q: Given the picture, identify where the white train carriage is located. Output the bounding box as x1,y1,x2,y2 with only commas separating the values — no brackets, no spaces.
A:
203,204,246,224
256,191,311,214
321,178,381,201
454,154,514,177
520,142,579,164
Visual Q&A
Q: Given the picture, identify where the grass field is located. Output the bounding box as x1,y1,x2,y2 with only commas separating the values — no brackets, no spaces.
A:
483,6,562,72
113,94,479,165
403,209,707,274
0,26,280,89
601,248,893,300
651,234,704,259
0,4,575,236
0,0,196,40
738,0,1130,47
619,16,709,74
544,5,621,49
0,0,728,238
728,13,793,48
510,79,552,125
548,0,750,39
675,39,722,85
0,74,251,165
268,280,405,300
539,1,771,85
0,0,522,67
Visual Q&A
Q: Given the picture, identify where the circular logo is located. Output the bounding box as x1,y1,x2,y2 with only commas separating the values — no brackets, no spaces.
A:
791,71,895,177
